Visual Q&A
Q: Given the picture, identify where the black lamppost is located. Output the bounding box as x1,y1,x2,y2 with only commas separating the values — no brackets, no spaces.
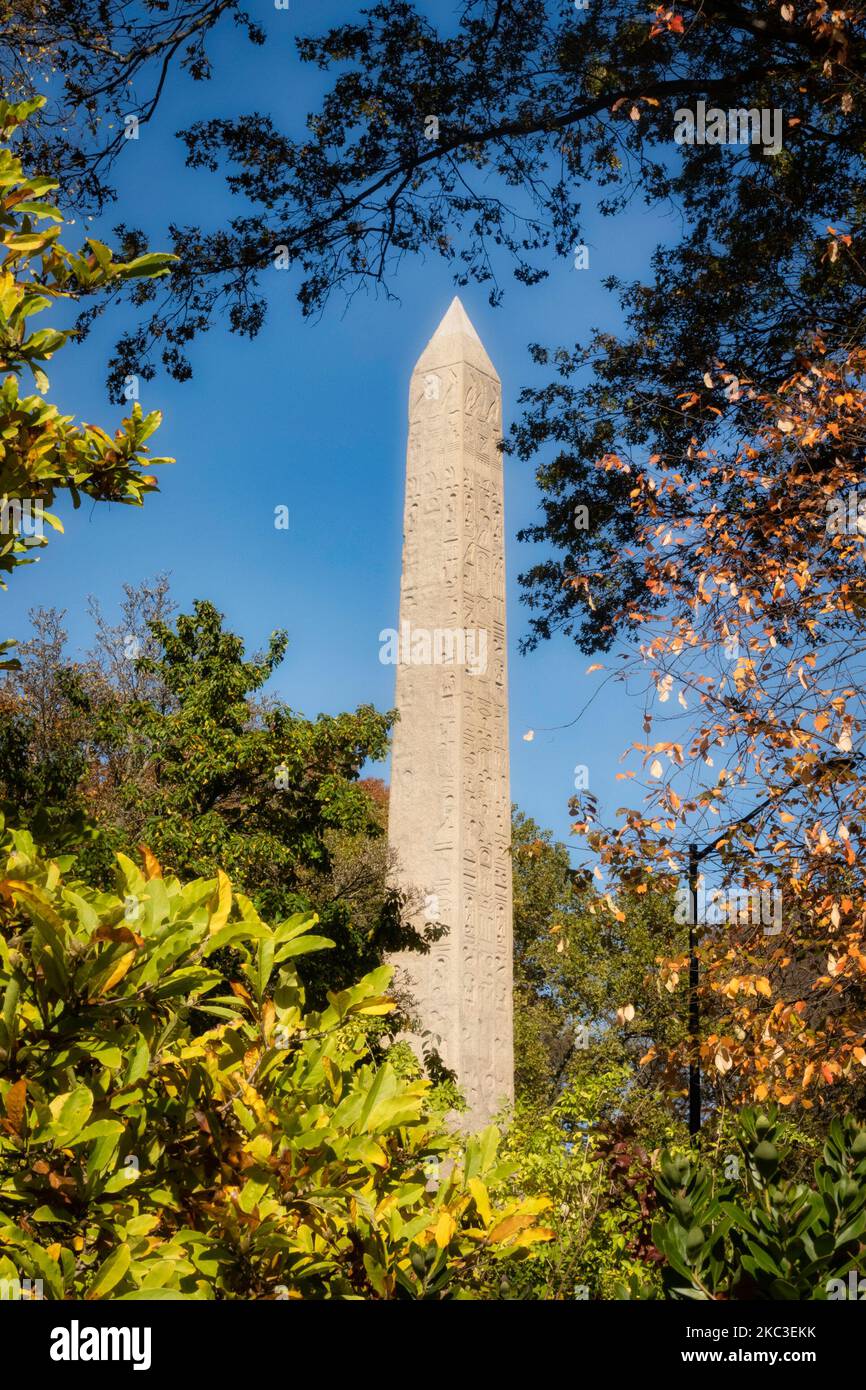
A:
687,839,701,1140
685,786,802,1140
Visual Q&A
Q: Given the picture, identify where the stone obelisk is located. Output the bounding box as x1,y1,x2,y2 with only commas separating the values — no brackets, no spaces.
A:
388,297,513,1129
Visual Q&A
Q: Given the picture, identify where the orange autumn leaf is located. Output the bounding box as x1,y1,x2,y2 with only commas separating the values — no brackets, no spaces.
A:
3,1078,26,1135
139,844,162,880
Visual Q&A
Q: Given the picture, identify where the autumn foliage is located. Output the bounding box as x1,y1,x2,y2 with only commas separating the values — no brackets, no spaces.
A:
574,243,866,1111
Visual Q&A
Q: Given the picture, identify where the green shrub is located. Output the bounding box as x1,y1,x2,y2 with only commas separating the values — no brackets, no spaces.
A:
0,823,551,1299
480,1072,670,1299
651,1107,866,1299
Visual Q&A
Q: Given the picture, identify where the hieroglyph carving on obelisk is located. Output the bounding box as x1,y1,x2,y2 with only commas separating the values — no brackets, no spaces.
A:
386,297,513,1128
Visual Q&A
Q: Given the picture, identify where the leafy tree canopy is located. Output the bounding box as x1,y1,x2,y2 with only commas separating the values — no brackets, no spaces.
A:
11,2,860,656
12,5,864,650
0,1,263,214
512,809,685,1109
0,591,432,1003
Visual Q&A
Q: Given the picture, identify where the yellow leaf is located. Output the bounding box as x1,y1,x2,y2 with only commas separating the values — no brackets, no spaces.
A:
352,998,396,1016
99,949,137,995
208,869,232,935
512,1226,556,1247
435,1211,456,1248
0,878,33,904
468,1178,492,1226
262,1000,275,1043
486,1212,537,1245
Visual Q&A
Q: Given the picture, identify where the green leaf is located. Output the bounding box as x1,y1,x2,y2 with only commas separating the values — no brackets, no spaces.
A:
29,1206,74,1223
835,1210,866,1247
87,1245,131,1300
123,1035,151,1087
741,1241,783,1278
86,238,113,269
359,1063,397,1132
68,1119,124,1146
49,1086,93,1144
120,252,178,280
273,935,334,962
24,1241,64,1299
117,1288,204,1300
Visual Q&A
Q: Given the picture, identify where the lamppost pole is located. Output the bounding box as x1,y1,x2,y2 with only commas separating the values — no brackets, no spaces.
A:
688,841,700,1140
684,781,801,1143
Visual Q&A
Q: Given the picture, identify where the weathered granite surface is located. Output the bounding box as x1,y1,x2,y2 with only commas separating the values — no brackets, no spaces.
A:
388,297,513,1129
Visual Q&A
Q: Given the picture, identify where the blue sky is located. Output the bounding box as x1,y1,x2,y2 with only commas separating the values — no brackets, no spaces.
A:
7,2,681,864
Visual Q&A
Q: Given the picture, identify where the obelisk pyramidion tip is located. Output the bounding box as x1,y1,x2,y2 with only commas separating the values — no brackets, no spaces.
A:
415,296,499,379
430,295,483,343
